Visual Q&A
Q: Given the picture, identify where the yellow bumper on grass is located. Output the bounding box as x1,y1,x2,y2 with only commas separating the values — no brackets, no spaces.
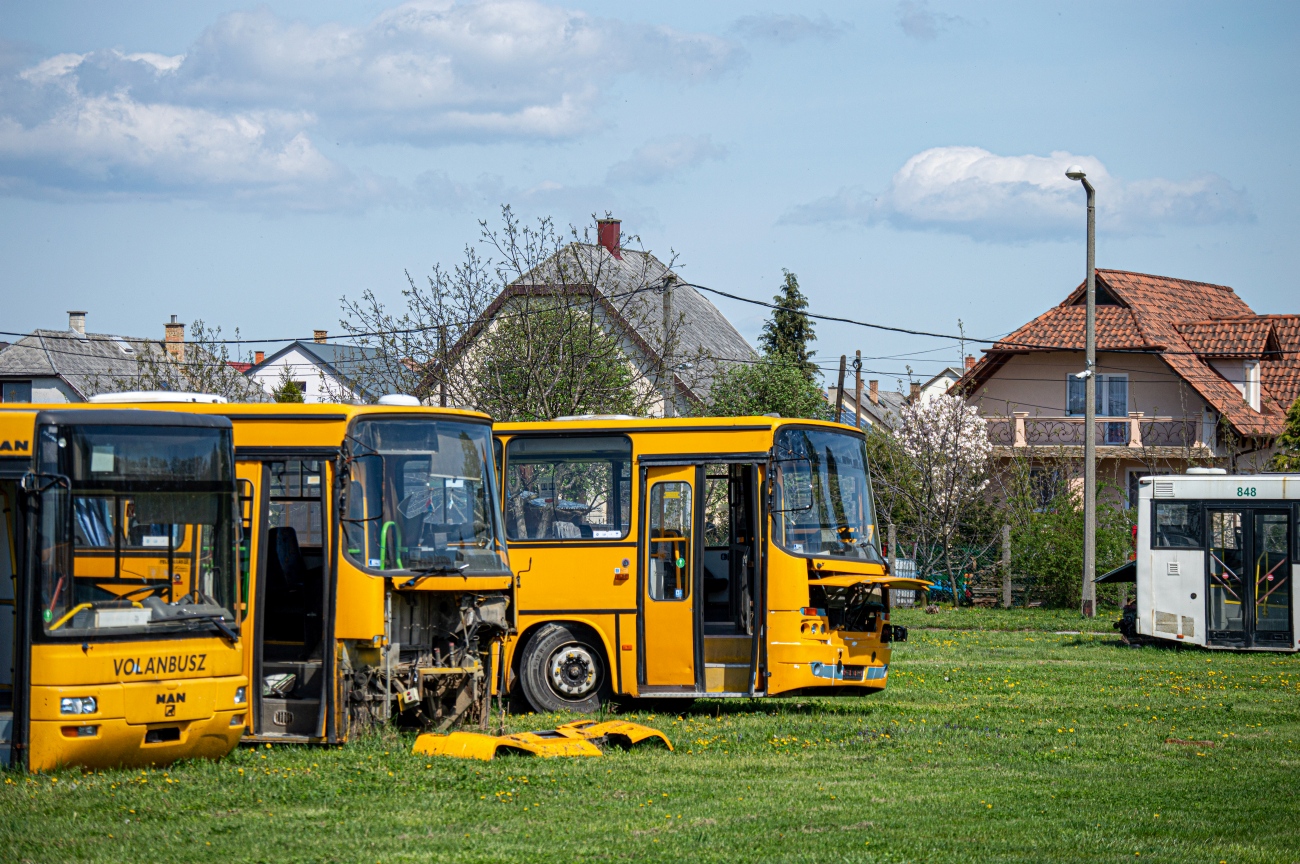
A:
413,719,672,761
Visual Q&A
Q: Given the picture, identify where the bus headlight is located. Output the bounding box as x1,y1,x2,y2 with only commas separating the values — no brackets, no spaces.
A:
60,696,97,715
234,686,247,705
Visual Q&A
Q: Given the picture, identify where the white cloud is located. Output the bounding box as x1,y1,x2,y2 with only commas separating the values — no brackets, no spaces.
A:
731,13,851,44
0,1,742,206
606,134,726,185
895,1,968,42
782,146,1253,242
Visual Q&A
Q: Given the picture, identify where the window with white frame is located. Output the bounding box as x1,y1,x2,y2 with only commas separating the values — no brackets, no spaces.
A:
1067,373,1128,417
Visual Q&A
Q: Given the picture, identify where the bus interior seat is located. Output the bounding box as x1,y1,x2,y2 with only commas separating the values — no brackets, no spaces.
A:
265,527,322,653
268,527,306,593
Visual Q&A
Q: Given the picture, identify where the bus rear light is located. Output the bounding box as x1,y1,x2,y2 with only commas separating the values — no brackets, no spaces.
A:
60,696,97,715
62,725,98,738
800,607,826,617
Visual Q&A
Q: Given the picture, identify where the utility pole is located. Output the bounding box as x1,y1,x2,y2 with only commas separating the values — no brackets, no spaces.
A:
1067,165,1098,618
834,355,847,421
661,276,674,418
853,351,863,429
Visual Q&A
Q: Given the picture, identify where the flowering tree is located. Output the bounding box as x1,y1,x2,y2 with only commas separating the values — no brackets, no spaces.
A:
891,393,992,602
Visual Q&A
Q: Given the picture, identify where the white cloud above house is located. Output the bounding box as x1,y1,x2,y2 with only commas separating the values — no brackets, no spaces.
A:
782,146,1254,242
0,0,743,207
606,134,726,185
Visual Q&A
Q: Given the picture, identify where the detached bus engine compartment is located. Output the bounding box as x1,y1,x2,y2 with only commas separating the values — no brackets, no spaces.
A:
345,591,509,732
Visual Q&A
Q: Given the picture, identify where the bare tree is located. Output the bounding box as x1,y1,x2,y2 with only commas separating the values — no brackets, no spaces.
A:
98,320,268,402
340,206,706,420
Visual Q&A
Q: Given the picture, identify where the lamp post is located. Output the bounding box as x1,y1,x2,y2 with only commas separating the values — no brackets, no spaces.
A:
1066,164,1097,618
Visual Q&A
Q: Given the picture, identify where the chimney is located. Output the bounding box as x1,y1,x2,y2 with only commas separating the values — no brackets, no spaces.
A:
67,311,86,335
965,354,976,370
597,218,622,260
164,314,185,361
909,381,921,402
868,379,879,406
254,350,265,364
314,329,328,344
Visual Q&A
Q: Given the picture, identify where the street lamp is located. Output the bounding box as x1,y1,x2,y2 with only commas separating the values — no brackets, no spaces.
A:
1066,164,1097,618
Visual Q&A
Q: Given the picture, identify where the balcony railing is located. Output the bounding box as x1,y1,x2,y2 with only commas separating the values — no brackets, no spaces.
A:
984,413,1206,452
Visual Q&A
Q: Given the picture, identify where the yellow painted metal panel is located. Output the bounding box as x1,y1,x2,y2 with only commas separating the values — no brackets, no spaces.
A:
334,559,385,641
29,638,243,687
515,545,637,613
27,709,245,773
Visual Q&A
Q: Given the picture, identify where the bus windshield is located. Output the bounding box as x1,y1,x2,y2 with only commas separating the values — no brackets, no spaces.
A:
342,418,508,576
770,427,883,563
37,423,240,640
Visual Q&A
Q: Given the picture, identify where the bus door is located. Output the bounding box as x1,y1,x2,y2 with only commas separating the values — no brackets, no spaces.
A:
701,463,760,694
252,457,334,739
1207,508,1292,648
0,478,19,767
639,465,699,690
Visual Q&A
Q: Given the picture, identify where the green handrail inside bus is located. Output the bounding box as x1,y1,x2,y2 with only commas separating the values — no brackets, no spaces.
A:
380,521,402,570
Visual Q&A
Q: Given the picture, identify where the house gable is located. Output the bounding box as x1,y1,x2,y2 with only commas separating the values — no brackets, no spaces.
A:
957,270,1297,440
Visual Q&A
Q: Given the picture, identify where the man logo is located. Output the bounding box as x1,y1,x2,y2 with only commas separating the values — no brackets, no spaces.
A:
0,440,29,453
156,692,186,717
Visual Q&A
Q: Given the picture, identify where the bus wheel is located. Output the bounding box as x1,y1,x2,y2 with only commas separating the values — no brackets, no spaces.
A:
520,624,609,714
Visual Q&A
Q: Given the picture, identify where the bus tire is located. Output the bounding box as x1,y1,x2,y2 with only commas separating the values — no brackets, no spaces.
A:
519,623,609,714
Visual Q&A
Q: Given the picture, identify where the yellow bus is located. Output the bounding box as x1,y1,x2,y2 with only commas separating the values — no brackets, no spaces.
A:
0,407,247,772
493,416,926,713
81,398,515,741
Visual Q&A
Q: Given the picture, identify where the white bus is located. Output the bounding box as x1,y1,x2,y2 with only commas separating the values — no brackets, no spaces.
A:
1104,469,1297,652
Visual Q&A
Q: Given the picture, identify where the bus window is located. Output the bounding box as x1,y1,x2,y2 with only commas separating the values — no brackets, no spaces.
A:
37,423,239,641
771,428,882,563
504,436,631,541
342,418,506,575
1153,502,1203,548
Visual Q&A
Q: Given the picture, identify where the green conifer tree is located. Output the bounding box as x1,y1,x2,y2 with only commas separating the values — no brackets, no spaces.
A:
758,270,818,381
1271,397,1300,471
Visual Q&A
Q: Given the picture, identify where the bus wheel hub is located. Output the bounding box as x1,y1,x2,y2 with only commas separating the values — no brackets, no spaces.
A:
550,647,596,696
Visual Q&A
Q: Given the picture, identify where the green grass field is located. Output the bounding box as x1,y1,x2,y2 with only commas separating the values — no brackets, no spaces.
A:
4,609,1298,863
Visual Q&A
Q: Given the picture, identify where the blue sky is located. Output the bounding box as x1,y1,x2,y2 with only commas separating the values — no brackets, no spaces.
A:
2,1,1297,390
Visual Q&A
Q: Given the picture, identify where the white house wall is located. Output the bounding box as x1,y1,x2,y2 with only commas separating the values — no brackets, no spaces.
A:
249,347,360,404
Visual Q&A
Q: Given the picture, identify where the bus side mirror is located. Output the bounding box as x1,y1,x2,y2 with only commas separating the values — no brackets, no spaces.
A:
768,457,814,514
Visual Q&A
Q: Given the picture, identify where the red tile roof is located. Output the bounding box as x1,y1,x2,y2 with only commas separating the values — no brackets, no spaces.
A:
1175,317,1277,357
961,270,1299,438
1259,315,1300,416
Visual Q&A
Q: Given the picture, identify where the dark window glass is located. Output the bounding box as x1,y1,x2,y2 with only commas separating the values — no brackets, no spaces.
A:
771,428,882,562
2,381,32,403
35,424,238,641
1153,502,1203,548
42,424,231,487
504,436,632,541
342,419,506,575
268,459,324,546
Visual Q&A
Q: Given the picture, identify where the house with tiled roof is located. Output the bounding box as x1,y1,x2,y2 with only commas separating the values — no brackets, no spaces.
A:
245,330,385,403
0,311,161,403
439,217,756,417
955,269,1300,498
